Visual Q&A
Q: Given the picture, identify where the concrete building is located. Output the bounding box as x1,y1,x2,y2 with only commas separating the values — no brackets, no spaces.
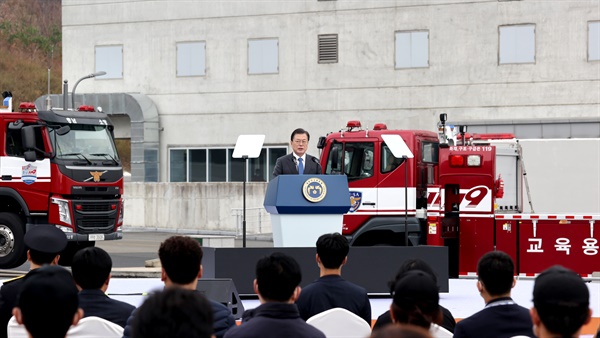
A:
56,0,600,229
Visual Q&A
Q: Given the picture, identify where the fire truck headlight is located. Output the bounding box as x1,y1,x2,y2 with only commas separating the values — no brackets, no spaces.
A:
51,198,72,225
467,155,481,167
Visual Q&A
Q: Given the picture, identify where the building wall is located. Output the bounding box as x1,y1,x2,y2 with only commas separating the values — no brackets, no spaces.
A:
62,0,599,182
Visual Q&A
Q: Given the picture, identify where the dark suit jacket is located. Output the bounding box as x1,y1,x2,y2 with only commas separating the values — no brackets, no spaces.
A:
453,297,534,338
0,274,27,338
272,153,321,177
78,289,136,328
295,274,371,324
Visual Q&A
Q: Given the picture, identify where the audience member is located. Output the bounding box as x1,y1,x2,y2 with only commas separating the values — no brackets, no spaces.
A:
131,287,214,338
295,233,371,323
531,265,591,338
224,252,326,338
71,246,135,327
388,270,446,336
370,324,432,338
0,225,67,338
123,236,235,338
13,265,83,338
372,258,456,333
453,251,534,338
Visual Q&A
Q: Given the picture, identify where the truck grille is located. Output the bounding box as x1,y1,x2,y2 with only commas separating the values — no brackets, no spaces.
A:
72,200,119,234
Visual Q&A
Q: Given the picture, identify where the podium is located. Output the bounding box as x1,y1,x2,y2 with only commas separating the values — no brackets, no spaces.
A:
264,175,351,247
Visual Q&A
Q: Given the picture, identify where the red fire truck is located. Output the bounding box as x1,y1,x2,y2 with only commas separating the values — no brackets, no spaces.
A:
317,115,599,277
0,102,123,268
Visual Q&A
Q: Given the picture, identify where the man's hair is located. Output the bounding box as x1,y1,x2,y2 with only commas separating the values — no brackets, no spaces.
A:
18,266,79,338
290,128,310,141
388,258,439,295
29,249,59,265
477,251,514,296
316,233,349,269
533,265,590,337
159,236,203,285
132,288,214,338
256,252,301,302
391,270,441,330
71,247,112,289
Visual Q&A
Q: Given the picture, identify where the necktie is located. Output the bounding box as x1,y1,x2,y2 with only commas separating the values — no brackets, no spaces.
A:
298,158,304,175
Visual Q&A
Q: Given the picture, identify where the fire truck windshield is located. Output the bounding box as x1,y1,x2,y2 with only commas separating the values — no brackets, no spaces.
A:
50,124,119,162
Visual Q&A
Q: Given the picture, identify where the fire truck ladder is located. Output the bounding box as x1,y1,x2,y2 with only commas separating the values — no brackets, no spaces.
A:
517,141,535,213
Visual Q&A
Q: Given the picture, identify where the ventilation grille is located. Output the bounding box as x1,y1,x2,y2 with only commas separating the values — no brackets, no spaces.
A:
318,34,338,64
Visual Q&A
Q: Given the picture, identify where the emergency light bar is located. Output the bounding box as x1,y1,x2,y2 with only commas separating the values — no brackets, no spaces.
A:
78,105,95,112
18,102,36,113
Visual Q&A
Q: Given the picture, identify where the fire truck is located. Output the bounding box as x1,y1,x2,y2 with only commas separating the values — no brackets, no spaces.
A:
0,102,123,268
317,115,600,277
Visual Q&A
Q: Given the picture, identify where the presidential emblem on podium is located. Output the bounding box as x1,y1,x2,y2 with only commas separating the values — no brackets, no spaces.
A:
302,177,327,203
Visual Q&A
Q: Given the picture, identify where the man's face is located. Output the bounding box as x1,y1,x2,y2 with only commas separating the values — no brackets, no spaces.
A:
291,132,309,157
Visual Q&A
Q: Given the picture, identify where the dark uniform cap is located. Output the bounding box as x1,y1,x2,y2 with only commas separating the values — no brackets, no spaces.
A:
393,270,439,307
533,265,589,308
24,225,68,254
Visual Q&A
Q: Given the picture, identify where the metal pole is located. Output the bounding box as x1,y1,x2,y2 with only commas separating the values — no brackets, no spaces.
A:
404,155,408,246
243,155,248,248
62,80,68,110
71,71,107,110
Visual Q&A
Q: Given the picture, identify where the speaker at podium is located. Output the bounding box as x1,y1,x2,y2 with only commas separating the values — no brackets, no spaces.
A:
196,278,244,319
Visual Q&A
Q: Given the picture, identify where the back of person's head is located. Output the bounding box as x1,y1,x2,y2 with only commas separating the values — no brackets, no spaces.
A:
255,252,302,302
316,233,349,269
388,258,439,295
16,266,79,338
132,288,214,338
25,225,68,265
477,251,514,296
533,265,590,337
370,324,433,338
71,246,112,289
391,270,441,330
159,236,203,284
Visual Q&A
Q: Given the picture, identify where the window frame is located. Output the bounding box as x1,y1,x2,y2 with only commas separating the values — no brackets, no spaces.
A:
589,21,600,62
176,41,207,77
248,38,279,75
394,30,430,69
498,24,536,65
95,45,123,79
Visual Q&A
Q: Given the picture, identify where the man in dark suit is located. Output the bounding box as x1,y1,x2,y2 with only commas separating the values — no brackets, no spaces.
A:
71,246,135,327
295,233,371,324
0,225,68,338
453,251,534,338
272,128,322,177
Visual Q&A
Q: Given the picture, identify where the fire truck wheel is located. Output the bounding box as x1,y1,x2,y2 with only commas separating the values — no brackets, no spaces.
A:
58,241,96,266
0,213,26,269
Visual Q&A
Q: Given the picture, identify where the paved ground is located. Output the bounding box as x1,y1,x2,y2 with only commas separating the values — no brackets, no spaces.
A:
9,230,274,272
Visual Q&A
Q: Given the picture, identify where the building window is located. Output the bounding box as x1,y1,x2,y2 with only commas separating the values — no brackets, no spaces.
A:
95,45,123,79
499,24,535,64
177,41,206,76
589,21,600,61
318,34,338,63
395,31,429,69
169,146,287,182
248,38,278,74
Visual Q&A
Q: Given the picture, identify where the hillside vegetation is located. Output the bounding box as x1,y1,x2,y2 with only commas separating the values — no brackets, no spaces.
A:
0,0,62,105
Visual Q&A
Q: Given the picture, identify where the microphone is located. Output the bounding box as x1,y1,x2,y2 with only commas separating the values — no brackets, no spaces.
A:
311,157,323,173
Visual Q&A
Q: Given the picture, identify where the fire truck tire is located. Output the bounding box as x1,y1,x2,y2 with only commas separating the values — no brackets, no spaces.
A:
0,213,26,269
59,241,95,266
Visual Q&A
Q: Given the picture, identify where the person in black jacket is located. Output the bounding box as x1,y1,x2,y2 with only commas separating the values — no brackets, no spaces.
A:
122,236,235,338
295,233,371,323
71,247,135,327
372,258,456,333
132,288,214,338
272,128,321,177
453,251,534,338
0,225,68,338
224,252,325,338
